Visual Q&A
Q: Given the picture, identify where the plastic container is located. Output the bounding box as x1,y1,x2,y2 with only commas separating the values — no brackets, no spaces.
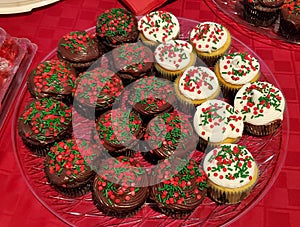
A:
0,27,37,129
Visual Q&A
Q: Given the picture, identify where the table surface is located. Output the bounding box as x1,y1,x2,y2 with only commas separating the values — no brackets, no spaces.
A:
0,0,299,226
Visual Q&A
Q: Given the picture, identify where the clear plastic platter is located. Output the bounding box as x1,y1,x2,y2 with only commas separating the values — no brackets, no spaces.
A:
12,17,289,226
210,0,300,45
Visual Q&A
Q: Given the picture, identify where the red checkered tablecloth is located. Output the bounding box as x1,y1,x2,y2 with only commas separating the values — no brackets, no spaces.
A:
0,0,299,226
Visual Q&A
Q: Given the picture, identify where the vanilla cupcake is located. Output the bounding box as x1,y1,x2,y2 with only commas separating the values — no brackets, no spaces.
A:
154,40,196,81
175,66,220,110
215,52,260,102
234,81,286,136
203,144,259,204
193,99,244,151
189,22,231,66
138,11,180,47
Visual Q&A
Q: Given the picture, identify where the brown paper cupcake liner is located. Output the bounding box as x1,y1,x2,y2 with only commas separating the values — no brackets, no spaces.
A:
243,4,279,27
244,120,282,136
196,45,231,67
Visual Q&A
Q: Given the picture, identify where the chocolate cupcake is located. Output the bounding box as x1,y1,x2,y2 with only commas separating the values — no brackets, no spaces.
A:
144,111,198,162
242,0,284,27
234,81,286,136
73,67,124,119
279,0,300,42
57,31,104,72
18,98,72,156
92,156,148,217
27,60,77,104
44,138,96,197
112,42,154,85
128,76,177,122
94,109,144,157
96,8,139,50
149,158,207,218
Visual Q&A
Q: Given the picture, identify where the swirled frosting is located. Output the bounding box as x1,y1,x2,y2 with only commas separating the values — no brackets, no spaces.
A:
154,40,193,71
203,144,257,188
234,81,285,125
178,66,219,100
193,99,243,143
138,11,180,43
189,22,228,53
218,52,260,85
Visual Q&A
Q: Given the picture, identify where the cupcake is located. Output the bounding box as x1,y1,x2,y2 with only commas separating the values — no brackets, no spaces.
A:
203,144,259,204
279,0,300,42
44,138,96,197
214,52,260,103
18,98,72,156
189,22,231,66
174,66,220,110
27,60,77,105
149,158,207,218
94,108,144,157
73,67,124,119
234,81,286,136
96,8,139,50
92,156,148,217
57,31,104,72
138,11,180,47
242,0,284,27
112,42,154,85
128,76,177,122
154,40,197,81
193,99,244,151
144,111,198,162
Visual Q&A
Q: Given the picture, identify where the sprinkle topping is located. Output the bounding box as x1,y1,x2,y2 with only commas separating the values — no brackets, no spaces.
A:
19,98,72,141
203,144,257,188
95,109,142,147
282,0,300,16
193,99,243,143
31,60,76,95
60,31,96,53
153,158,207,206
179,66,219,100
74,68,123,107
138,11,180,43
47,139,94,182
154,40,193,71
234,81,285,125
190,22,228,53
144,111,193,152
218,52,260,85
95,156,146,204
96,8,137,40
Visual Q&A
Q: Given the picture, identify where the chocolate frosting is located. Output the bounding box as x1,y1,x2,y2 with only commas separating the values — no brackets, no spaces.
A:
57,31,102,63
27,60,77,101
18,98,72,146
95,109,144,152
112,43,154,79
259,0,284,8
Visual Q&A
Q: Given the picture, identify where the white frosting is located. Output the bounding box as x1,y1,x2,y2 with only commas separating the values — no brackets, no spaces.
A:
190,22,228,53
138,11,180,43
203,144,256,188
218,52,260,85
193,99,243,143
154,40,193,71
178,66,219,100
234,81,285,125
